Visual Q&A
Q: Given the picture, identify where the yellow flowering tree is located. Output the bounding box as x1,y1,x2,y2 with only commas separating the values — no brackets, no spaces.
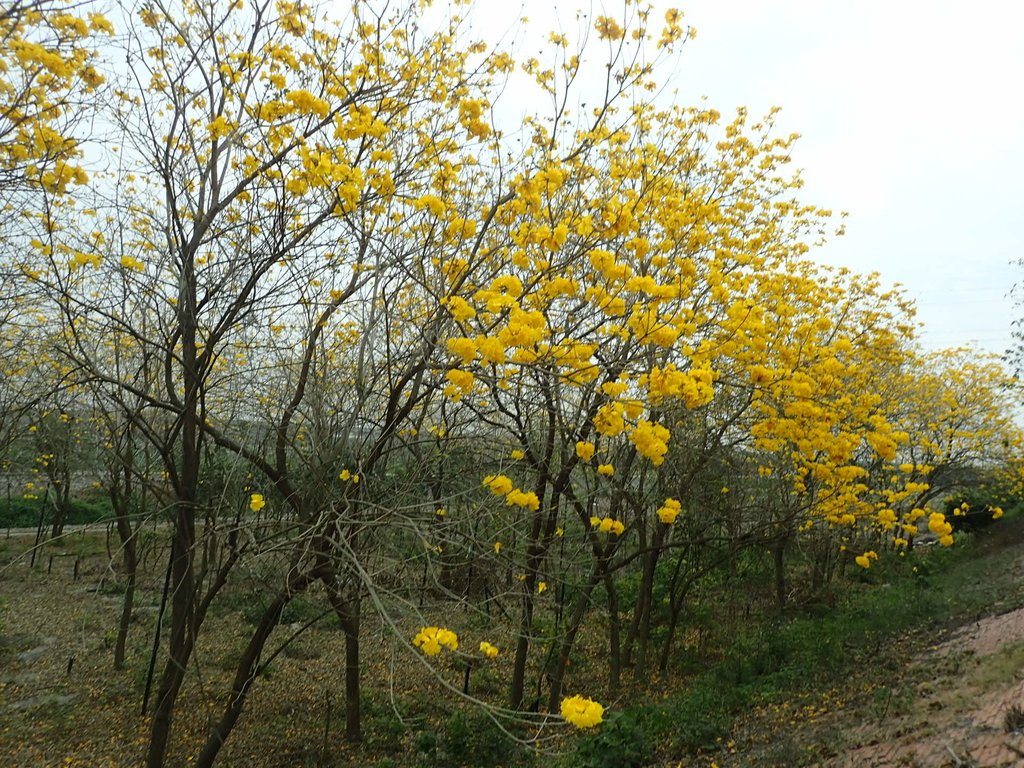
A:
8,1,1022,764
433,96,860,705
870,348,1024,546
0,0,110,196
0,291,53,474
12,0,705,761
731,266,917,608
12,0,542,760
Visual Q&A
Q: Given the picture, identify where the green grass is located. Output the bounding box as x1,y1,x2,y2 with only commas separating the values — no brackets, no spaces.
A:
590,517,1024,764
3,502,1020,767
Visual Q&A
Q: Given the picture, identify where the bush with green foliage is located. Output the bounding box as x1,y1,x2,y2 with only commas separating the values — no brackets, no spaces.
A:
563,710,652,768
0,496,112,528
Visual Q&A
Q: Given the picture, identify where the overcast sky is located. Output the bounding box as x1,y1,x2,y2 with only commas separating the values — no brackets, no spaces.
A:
665,0,1023,358
461,0,1023,358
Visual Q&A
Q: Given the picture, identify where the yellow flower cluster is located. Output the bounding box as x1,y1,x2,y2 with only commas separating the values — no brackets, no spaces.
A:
286,88,329,118
876,509,897,530
561,695,605,728
413,626,458,656
643,363,716,408
490,274,524,297
594,15,624,41
506,489,541,511
628,305,680,348
854,550,878,569
446,337,477,364
479,641,499,658
498,309,547,350
594,402,626,437
483,475,540,511
249,493,265,512
457,98,490,140
443,296,475,322
444,369,475,401
927,512,954,546
629,420,670,465
477,336,506,365
590,516,625,535
483,474,513,496
656,498,681,524
69,252,101,270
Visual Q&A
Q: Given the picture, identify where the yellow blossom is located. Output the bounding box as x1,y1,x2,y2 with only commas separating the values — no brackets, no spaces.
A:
855,550,878,569
444,296,476,322
590,516,624,535
444,369,475,401
629,419,671,465
413,626,458,656
446,337,477,364
476,335,507,365
561,695,604,728
483,474,514,496
928,512,952,538
506,489,541,511
575,441,595,461
656,498,681,524
479,641,499,658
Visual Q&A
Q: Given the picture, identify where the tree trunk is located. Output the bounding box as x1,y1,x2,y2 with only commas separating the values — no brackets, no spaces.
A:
321,570,362,743
114,552,137,669
341,606,361,742
146,505,197,768
658,550,691,675
605,572,621,695
546,568,600,711
510,585,535,709
624,547,659,683
113,487,138,670
772,536,787,615
146,276,203,768
49,471,71,539
195,575,314,767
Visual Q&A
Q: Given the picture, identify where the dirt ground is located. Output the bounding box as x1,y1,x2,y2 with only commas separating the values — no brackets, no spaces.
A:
4,526,1024,767
833,604,1024,768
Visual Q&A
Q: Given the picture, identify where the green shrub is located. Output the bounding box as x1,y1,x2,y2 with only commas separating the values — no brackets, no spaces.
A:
567,710,651,768
364,711,405,755
0,496,113,528
441,710,521,768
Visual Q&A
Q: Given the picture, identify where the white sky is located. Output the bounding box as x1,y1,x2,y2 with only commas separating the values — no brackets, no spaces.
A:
666,0,1023,358
461,0,1024,358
